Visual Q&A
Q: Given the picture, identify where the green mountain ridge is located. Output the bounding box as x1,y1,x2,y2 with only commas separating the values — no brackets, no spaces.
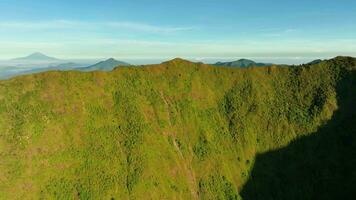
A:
0,56,355,199
307,59,324,65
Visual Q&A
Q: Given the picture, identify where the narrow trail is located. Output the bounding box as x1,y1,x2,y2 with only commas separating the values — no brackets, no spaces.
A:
160,92,199,199
173,139,199,200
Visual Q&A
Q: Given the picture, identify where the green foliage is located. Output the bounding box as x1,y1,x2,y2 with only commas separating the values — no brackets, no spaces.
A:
193,133,210,160
0,57,354,199
199,175,240,200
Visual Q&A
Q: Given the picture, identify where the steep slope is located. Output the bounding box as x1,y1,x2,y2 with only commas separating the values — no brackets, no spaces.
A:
0,57,355,199
78,58,130,72
214,59,272,67
241,62,356,200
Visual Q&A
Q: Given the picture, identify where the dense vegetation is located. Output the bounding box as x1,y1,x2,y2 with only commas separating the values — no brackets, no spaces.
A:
0,57,354,199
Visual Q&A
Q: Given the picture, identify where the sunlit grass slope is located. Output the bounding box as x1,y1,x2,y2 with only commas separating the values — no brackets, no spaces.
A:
0,57,355,199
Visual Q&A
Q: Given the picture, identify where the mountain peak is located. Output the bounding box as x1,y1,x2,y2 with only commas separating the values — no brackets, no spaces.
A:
237,58,256,63
163,58,195,65
29,52,47,57
13,52,58,61
214,58,271,67
77,58,130,72
307,59,323,65
26,52,56,60
106,58,117,62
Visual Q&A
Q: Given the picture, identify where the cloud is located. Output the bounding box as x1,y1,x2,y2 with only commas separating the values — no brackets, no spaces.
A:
0,20,195,34
261,28,300,37
105,22,195,33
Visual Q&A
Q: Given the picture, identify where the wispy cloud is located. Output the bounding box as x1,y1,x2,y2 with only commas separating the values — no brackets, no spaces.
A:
1,38,356,57
260,28,300,37
105,22,195,33
0,20,195,33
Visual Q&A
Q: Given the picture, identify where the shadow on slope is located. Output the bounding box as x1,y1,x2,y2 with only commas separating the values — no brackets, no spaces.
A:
240,69,356,200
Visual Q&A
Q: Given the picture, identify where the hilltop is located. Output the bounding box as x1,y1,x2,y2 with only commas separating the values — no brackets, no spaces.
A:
78,58,130,72
0,56,355,199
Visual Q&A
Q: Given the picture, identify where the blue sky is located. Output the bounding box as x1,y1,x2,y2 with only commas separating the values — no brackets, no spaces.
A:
0,0,355,63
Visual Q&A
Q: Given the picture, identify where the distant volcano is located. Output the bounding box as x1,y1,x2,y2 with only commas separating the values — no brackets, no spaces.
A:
12,52,60,62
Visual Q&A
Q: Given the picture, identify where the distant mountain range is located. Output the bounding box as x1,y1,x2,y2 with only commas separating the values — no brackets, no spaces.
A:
0,53,335,80
0,53,131,79
20,62,88,75
214,59,273,67
77,58,131,72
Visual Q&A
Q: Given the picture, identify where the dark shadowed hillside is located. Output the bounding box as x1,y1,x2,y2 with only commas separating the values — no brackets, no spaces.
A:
241,58,356,200
0,57,354,199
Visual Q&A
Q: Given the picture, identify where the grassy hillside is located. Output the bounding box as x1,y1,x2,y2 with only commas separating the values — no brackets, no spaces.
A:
0,57,355,199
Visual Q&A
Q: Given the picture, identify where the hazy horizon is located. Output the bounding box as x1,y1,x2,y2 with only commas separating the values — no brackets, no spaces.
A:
0,51,346,65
